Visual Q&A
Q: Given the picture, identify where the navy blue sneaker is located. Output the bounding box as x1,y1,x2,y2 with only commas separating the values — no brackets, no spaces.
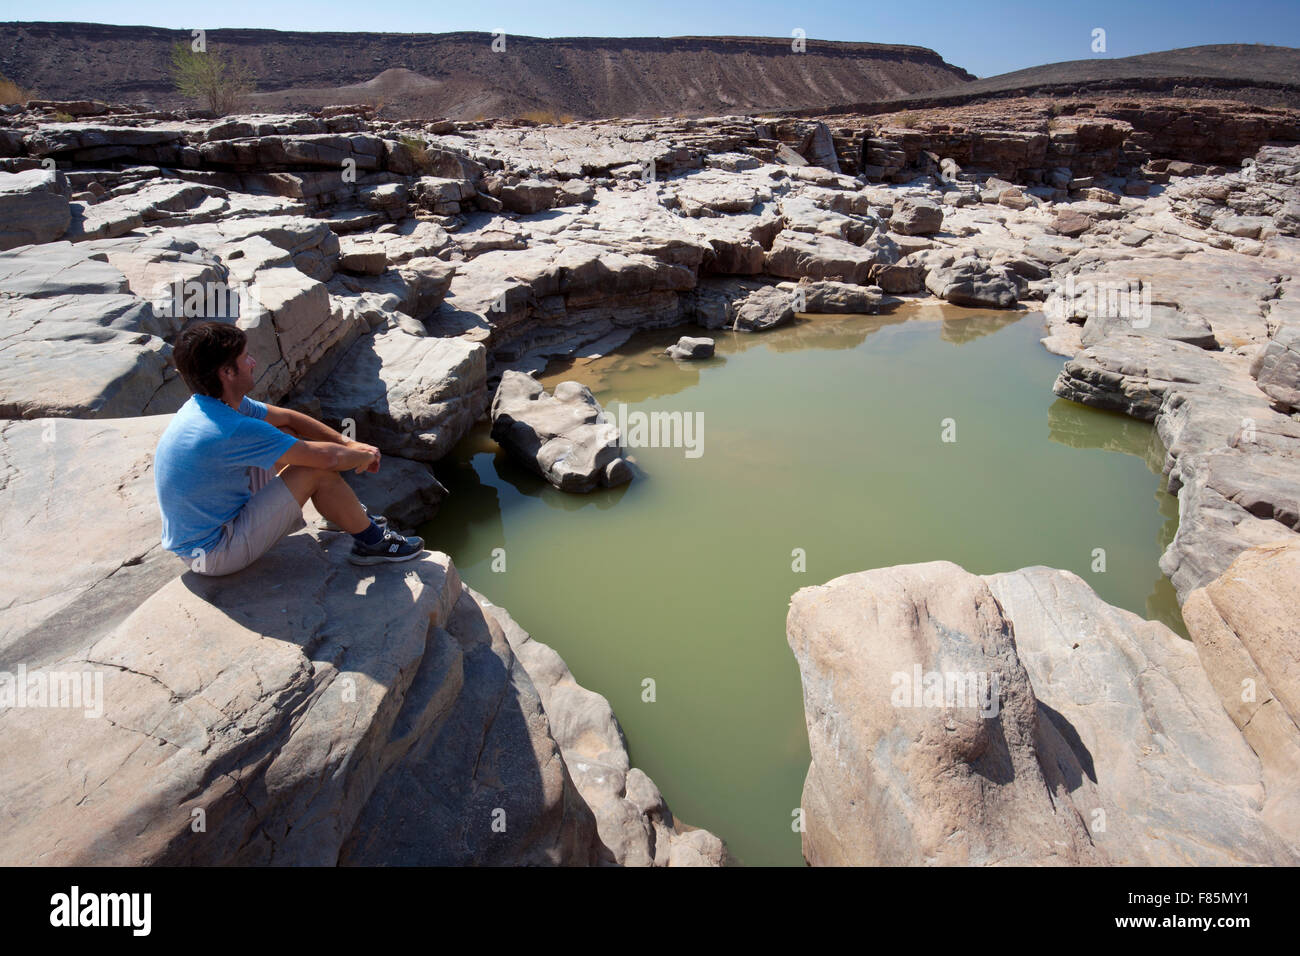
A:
348,529,425,565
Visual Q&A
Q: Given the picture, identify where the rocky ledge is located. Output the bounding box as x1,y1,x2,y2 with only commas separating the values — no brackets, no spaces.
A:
0,415,723,865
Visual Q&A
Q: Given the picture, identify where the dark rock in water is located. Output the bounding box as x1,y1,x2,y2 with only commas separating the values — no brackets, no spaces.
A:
490,370,633,493
665,335,715,359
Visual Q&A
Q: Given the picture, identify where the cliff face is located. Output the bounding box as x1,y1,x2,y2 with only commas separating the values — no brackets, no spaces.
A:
0,22,974,119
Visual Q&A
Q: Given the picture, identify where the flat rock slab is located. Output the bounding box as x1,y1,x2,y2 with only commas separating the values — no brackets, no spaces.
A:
0,416,179,668
1080,304,1217,350
0,321,186,419
1053,333,1245,421
0,532,580,865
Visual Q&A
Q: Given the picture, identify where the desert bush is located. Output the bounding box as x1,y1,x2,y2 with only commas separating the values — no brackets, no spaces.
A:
0,73,33,105
398,134,433,172
170,42,254,116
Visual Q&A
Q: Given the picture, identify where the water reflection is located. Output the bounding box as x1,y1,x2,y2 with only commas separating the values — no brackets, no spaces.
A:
1046,397,1187,637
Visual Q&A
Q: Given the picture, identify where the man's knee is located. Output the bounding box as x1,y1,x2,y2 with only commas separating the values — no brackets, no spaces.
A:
280,464,339,504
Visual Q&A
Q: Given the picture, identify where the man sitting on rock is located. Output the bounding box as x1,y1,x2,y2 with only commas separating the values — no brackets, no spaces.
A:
154,321,425,575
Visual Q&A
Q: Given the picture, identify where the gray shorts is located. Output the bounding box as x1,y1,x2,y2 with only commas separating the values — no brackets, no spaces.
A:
184,466,306,577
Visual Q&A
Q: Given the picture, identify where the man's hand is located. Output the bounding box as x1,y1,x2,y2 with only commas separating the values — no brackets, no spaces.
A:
345,440,381,474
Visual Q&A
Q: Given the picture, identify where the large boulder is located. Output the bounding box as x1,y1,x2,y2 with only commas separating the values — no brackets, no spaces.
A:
924,255,1021,309
499,179,558,215
787,561,1297,865
889,197,943,236
490,371,633,493
732,285,795,331
783,279,890,315
765,229,882,284
683,278,788,331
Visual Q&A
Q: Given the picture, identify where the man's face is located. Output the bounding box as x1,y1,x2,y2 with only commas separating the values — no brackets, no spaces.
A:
222,346,257,396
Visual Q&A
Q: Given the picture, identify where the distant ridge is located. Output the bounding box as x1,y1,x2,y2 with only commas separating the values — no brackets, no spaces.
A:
782,44,1300,116
0,22,975,119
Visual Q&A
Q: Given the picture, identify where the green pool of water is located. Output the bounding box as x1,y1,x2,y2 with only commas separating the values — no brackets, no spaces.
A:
421,302,1185,867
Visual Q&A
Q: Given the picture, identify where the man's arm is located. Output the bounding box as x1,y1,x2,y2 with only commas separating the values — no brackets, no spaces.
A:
263,404,381,474
264,404,348,443
274,440,378,474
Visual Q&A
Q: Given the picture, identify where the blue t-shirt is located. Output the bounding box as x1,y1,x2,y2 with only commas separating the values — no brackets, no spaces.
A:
154,394,299,558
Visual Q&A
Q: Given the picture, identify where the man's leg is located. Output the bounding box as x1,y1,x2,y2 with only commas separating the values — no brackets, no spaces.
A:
189,472,307,576
280,465,369,534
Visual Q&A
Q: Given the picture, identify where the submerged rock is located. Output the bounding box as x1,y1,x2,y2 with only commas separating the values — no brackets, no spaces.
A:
490,370,633,493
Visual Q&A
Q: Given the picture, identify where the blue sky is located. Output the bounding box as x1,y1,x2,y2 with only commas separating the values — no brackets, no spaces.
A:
2,0,1298,77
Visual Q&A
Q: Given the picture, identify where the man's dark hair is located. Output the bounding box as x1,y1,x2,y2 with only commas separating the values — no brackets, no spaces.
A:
172,321,247,399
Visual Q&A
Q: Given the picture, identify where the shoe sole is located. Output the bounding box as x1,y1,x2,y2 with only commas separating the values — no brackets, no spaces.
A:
347,547,425,566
